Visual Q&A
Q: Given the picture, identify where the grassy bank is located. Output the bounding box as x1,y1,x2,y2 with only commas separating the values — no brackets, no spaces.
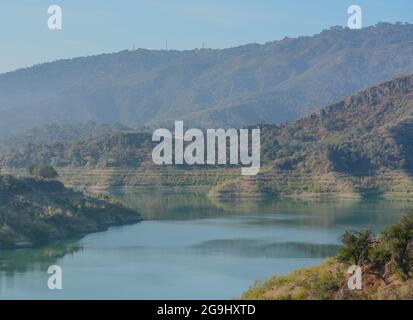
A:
242,258,413,300
242,214,413,300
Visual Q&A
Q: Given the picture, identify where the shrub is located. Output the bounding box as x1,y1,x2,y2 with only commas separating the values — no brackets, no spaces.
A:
337,230,375,266
27,164,58,179
381,214,413,278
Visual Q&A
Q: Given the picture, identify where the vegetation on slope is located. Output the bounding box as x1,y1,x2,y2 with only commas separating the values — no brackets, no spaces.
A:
0,121,132,152
213,74,413,197
0,131,153,169
4,74,413,196
242,214,413,300
0,173,141,249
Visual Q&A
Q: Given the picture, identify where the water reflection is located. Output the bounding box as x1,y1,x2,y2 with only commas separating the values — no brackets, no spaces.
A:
191,239,339,259
0,188,411,299
113,187,226,220
0,242,82,273
113,187,410,232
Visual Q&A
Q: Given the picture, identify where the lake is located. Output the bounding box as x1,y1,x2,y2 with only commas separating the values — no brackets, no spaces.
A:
0,187,411,299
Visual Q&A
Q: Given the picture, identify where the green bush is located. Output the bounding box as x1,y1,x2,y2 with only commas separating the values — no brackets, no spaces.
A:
337,214,413,279
27,164,58,179
337,230,375,266
381,214,413,278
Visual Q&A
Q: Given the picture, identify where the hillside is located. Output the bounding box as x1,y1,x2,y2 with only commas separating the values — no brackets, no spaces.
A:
0,174,141,249
242,215,413,300
4,74,413,196
0,121,132,152
0,131,153,169
242,258,413,300
2,23,413,134
212,74,413,197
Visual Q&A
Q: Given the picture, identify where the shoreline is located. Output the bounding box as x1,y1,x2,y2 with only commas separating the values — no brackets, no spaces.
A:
5,167,413,200
0,174,143,250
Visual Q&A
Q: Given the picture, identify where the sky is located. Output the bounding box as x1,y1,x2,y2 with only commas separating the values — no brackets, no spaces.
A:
0,0,412,74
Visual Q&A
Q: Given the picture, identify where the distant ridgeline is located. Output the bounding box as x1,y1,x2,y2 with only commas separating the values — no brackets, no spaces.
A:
3,74,413,197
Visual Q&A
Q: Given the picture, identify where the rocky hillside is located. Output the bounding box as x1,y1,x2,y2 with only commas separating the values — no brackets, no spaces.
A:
4,74,413,196
0,174,141,249
2,23,413,134
212,73,413,197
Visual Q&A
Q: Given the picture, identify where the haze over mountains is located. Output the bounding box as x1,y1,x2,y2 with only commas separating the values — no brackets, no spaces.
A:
1,22,413,134
4,73,413,197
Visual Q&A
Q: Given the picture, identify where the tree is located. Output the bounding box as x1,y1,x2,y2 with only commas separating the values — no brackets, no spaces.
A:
27,164,58,179
381,214,413,278
337,230,375,266
0,210,8,227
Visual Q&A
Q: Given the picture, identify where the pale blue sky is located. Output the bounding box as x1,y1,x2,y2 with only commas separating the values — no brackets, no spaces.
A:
0,0,412,73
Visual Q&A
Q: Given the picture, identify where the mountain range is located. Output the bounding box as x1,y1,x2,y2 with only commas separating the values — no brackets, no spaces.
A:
3,73,413,197
2,23,413,134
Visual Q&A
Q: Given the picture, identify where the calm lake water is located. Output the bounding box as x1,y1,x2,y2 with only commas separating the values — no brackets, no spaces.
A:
0,188,411,299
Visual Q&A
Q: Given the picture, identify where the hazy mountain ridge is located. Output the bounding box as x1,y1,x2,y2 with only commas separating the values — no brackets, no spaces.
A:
4,74,413,196
2,23,413,134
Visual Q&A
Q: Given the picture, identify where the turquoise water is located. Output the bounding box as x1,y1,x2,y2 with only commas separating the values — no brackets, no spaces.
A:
0,188,411,299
